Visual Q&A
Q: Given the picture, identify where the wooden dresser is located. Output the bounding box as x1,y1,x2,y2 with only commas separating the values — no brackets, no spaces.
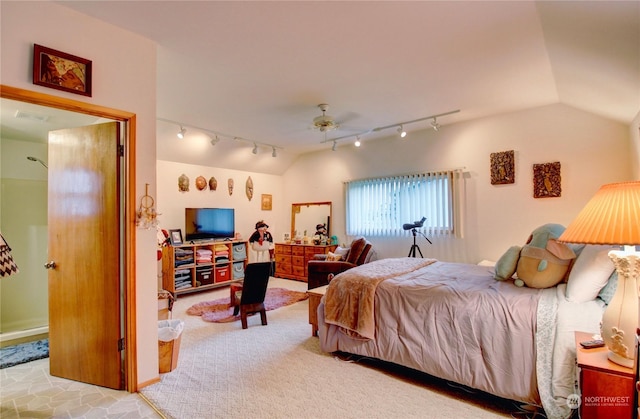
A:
274,243,336,282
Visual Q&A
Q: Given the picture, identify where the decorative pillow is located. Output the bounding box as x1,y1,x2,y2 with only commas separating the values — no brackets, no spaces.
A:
494,246,521,281
334,246,350,258
565,245,616,303
597,270,618,305
325,251,343,262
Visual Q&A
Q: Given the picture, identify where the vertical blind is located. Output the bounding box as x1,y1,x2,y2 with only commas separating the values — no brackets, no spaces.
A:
345,170,461,237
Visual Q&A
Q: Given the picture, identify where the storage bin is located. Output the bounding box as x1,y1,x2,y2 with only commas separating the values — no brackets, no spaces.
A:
215,265,230,282
233,261,245,279
232,243,247,260
196,266,214,285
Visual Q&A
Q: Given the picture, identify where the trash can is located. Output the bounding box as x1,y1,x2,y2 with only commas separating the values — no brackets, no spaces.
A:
158,319,184,373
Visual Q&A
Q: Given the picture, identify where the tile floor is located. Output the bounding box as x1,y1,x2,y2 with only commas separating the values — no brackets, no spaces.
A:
0,358,162,418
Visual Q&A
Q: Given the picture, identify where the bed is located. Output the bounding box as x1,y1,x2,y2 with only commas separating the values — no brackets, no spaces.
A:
317,255,614,419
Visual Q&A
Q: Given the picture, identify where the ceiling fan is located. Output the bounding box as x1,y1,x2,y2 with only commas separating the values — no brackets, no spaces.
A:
310,104,340,133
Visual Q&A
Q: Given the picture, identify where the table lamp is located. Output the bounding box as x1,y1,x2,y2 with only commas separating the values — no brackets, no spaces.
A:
558,181,640,367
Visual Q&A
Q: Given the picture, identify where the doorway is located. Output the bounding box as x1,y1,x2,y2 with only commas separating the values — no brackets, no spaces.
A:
0,85,138,391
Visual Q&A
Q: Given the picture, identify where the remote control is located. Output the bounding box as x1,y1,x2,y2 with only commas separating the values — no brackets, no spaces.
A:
580,339,605,349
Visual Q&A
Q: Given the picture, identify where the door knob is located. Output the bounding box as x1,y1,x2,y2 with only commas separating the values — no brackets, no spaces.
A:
44,261,57,269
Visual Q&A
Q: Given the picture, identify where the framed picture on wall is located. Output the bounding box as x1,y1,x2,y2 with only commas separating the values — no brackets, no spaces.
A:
261,194,272,211
32,44,92,97
168,229,183,246
533,162,561,198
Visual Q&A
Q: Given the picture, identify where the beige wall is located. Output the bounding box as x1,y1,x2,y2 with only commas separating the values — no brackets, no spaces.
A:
632,111,640,179
156,160,286,275
1,1,159,385
284,104,633,263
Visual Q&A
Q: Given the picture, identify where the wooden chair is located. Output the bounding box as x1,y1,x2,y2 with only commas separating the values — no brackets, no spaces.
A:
232,262,271,329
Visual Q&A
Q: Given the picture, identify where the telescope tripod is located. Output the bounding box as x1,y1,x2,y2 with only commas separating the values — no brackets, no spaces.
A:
407,228,432,258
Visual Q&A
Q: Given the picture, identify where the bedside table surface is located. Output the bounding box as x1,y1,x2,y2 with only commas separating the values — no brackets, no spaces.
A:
575,331,634,376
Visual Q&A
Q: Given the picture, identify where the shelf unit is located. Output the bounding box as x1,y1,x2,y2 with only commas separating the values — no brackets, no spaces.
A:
162,240,248,297
274,243,336,282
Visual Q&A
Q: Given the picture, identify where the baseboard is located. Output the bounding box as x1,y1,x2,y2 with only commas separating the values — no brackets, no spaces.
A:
0,326,49,348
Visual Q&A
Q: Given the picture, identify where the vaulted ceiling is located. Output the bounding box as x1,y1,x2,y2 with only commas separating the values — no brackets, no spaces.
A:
6,1,639,175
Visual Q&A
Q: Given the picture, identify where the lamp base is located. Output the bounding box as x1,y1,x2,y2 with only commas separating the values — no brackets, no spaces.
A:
601,248,639,368
608,350,634,368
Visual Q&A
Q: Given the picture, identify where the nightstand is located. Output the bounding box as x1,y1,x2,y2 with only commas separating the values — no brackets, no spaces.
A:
575,331,635,419
307,284,328,337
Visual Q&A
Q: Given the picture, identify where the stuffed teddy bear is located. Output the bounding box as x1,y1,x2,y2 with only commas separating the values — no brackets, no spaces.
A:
494,223,577,288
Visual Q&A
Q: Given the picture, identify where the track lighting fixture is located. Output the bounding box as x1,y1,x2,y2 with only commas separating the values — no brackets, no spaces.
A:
319,109,460,151
332,141,337,151
157,118,283,157
398,125,407,138
177,126,186,139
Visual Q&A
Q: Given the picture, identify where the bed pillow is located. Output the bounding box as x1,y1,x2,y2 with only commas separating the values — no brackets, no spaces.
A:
494,246,520,280
597,270,618,305
565,245,616,303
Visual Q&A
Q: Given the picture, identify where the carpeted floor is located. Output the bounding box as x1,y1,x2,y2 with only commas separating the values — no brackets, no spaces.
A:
141,278,518,418
0,338,49,369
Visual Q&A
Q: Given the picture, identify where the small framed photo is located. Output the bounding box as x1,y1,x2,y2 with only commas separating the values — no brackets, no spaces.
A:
261,194,272,211
33,44,92,97
168,229,183,246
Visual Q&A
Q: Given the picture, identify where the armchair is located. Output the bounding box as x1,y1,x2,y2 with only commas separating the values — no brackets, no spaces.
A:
307,237,375,289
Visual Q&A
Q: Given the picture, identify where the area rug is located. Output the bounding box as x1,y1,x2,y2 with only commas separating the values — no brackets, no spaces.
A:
0,338,49,369
186,287,308,322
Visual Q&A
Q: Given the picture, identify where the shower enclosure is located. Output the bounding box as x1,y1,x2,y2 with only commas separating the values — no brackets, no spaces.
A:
0,141,49,345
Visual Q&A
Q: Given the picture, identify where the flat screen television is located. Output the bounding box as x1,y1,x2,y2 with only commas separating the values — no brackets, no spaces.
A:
185,208,235,241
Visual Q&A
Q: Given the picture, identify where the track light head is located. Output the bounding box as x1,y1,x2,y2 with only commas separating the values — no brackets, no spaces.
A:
272,147,277,157
332,141,337,151
354,136,361,147
398,125,407,138
252,143,258,154
431,118,440,131
209,135,219,146
177,126,186,139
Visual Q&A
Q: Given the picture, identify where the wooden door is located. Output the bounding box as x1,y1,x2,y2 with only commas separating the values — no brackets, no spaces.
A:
47,122,122,389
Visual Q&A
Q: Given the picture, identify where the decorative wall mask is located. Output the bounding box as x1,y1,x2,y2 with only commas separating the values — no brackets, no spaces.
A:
490,150,515,185
228,178,234,195
209,176,217,191
246,176,254,201
195,176,207,191
533,162,561,198
178,174,189,192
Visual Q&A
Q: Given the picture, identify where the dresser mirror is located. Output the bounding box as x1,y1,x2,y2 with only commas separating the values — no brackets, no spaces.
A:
291,201,332,240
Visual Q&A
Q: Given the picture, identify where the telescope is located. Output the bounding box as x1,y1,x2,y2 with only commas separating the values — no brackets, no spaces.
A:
402,217,426,231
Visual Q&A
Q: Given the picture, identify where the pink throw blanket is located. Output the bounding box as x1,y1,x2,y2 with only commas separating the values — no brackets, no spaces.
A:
324,258,436,340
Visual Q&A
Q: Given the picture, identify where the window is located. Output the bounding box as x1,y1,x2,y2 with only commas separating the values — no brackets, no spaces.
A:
345,170,461,237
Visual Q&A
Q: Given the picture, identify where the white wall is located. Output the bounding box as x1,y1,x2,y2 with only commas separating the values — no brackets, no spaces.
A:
284,104,633,263
156,160,286,270
632,111,640,179
1,1,159,386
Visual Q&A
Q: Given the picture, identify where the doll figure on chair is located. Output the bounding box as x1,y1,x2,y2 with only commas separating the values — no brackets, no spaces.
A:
249,220,274,261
